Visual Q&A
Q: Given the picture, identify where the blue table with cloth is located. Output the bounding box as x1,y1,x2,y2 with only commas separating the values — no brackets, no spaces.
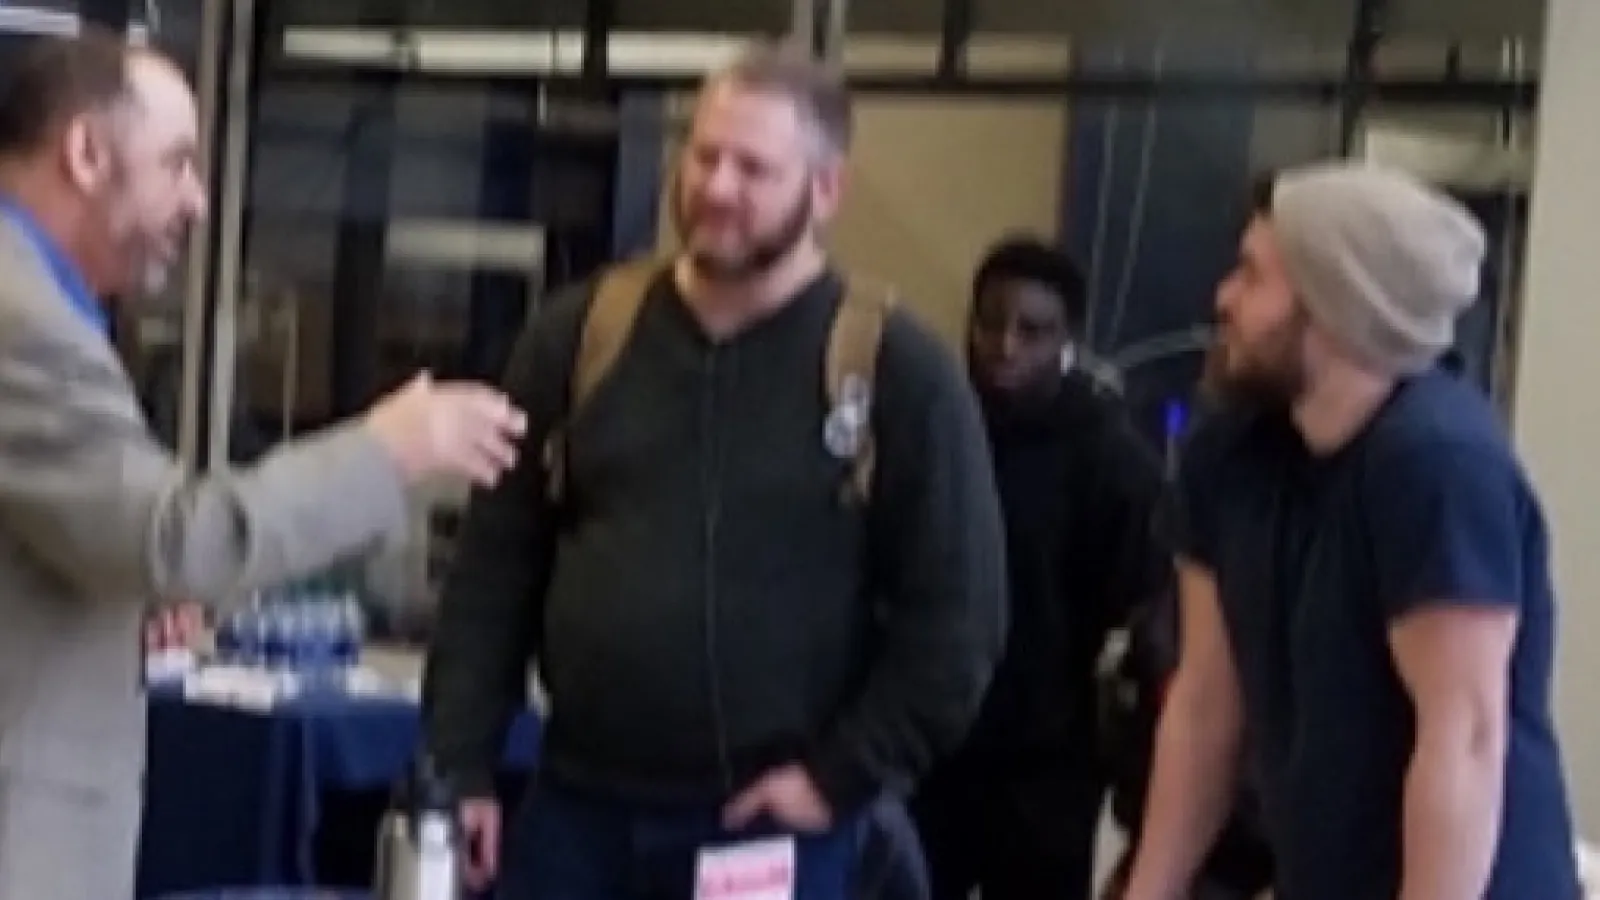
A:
137,689,539,899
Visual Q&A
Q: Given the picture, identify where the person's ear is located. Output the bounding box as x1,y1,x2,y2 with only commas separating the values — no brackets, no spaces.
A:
811,158,847,223
62,114,112,195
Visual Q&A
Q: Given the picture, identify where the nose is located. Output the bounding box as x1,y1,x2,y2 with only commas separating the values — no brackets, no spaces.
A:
999,328,1024,360
1215,277,1236,320
700,158,742,203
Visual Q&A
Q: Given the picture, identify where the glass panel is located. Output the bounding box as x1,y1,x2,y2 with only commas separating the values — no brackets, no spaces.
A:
114,0,209,455
242,76,616,434
232,3,665,613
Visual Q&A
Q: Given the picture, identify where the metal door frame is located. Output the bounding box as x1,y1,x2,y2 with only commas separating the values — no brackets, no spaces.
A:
176,0,258,470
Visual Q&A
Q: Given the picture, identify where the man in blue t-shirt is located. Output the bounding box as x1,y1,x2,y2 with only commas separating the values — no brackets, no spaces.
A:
1118,162,1580,900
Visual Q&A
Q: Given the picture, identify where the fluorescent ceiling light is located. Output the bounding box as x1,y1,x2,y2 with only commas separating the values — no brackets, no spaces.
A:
0,7,78,36
0,7,149,44
280,27,1073,78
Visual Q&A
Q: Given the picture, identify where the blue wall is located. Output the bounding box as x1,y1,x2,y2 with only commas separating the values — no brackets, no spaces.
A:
1064,44,1258,442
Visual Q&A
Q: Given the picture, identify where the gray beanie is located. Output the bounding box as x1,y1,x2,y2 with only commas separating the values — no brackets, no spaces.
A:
1271,162,1487,375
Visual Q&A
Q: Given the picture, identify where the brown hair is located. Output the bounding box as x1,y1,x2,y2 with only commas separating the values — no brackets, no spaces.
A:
711,42,853,158
0,28,133,159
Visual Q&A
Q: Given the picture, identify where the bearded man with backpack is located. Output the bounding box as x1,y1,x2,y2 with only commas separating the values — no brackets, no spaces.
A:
422,44,1006,900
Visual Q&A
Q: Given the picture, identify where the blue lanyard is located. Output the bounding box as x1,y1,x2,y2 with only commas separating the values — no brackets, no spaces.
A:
0,199,108,336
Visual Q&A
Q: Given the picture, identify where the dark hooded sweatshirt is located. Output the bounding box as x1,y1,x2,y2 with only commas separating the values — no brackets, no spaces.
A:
423,269,1008,811
956,371,1167,768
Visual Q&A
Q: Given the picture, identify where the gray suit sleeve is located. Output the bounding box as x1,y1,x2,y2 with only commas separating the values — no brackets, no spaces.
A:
0,321,409,603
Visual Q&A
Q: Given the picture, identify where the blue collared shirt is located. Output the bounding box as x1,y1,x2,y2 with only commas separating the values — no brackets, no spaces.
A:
0,198,108,335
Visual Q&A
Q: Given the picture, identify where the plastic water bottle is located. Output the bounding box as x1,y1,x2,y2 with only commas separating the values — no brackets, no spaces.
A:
301,601,340,694
213,608,241,666
336,595,365,670
238,602,267,669
262,601,290,676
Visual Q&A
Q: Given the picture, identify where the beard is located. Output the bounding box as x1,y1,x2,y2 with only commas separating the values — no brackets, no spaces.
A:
672,181,813,283
94,154,181,301
1213,309,1312,411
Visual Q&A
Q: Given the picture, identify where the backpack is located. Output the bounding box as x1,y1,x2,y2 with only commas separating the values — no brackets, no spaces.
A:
541,257,899,510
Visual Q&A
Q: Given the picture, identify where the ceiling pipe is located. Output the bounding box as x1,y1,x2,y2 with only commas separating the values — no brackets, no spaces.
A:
1339,0,1391,155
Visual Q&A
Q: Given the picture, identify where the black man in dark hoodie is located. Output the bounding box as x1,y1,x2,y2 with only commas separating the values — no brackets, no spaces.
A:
910,237,1169,900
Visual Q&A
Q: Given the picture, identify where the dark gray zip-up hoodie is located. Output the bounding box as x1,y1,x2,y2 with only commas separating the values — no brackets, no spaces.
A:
423,269,1007,812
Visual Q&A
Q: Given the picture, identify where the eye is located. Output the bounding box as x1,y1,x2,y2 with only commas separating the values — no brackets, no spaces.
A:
1017,321,1052,341
738,156,775,181
161,146,196,177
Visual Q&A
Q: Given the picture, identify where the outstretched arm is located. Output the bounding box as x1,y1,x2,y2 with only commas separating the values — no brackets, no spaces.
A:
0,320,411,602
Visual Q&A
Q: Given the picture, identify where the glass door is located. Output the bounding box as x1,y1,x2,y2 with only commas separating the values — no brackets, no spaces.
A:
211,0,805,622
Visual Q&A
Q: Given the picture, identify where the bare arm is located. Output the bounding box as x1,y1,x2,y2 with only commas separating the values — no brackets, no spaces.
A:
1391,605,1516,900
1360,438,1532,900
1124,559,1246,900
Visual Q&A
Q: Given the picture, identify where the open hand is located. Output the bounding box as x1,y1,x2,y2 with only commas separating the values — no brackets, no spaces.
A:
364,372,527,487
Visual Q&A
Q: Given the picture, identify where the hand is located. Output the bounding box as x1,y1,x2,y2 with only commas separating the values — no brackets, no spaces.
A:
363,372,527,487
460,797,502,891
722,764,833,833
145,602,205,652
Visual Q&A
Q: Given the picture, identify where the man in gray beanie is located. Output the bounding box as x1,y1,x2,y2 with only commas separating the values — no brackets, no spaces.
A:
1118,162,1579,900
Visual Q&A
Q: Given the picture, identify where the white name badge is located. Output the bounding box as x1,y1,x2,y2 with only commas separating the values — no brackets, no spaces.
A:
694,836,797,900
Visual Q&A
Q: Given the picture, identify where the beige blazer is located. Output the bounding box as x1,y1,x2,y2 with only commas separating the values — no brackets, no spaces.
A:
0,218,410,899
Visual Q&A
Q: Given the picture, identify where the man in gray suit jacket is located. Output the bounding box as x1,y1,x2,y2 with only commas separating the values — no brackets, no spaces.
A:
0,33,527,900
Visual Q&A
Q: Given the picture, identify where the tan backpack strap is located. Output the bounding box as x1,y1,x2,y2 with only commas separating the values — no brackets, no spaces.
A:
573,257,661,411
826,277,897,506
544,256,661,504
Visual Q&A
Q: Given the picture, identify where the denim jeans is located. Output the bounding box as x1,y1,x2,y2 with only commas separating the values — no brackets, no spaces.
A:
498,774,897,900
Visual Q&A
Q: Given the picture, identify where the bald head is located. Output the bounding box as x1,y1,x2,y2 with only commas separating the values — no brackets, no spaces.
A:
125,47,193,113
121,48,199,149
